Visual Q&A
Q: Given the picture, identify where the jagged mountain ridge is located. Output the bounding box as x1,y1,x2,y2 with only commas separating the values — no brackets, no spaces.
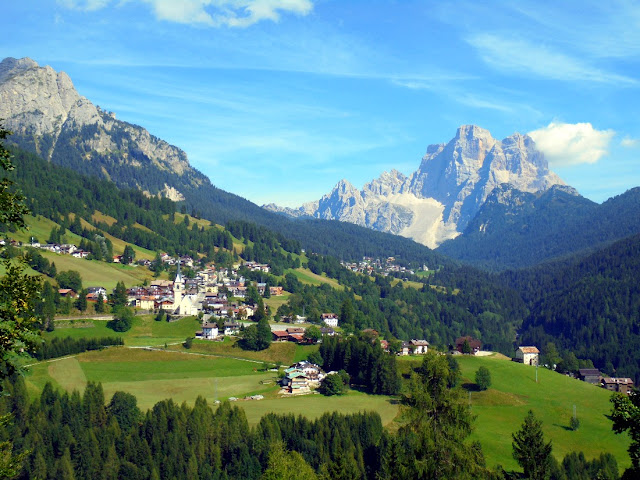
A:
0,56,203,198
266,125,565,248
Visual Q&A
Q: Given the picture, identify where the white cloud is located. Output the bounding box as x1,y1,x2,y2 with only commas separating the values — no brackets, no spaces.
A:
467,33,636,86
59,0,313,27
621,136,638,148
528,122,615,167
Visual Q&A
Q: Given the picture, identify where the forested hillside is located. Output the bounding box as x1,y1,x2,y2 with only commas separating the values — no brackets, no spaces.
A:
503,233,640,382
278,255,527,353
438,184,640,271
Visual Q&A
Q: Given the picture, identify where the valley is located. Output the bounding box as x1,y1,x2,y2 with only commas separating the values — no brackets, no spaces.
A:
1,51,639,479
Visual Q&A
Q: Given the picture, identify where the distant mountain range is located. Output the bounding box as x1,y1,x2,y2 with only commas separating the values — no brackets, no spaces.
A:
265,125,565,248
0,56,446,266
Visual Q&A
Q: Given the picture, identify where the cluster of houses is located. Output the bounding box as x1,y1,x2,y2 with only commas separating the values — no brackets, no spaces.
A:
578,368,635,394
341,256,429,277
123,261,276,317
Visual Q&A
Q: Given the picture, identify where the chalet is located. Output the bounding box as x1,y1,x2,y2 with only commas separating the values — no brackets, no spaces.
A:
322,313,339,328
223,321,241,336
72,250,90,259
455,336,482,355
410,339,429,354
269,286,284,296
201,322,219,340
601,377,634,394
87,286,107,296
399,342,411,356
136,296,155,310
515,346,540,366
272,330,289,342
320,327,336,337
579,368,602,385
112,255,122,263
58,289,77,298
86,293,108,303
286,327,305,335
288,333,306,344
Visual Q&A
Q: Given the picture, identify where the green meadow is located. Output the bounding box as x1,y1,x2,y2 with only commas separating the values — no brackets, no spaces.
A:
50,315,201,347
399,354,631,471
29,313,633,471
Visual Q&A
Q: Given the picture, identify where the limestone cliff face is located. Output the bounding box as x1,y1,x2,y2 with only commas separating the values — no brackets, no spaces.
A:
0,57,206,197
265,125,565,248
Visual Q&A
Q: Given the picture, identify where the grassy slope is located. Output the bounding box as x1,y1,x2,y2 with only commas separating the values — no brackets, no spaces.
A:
49,315,201,347
455,355,630,471
286,267,343,290
40,251,153,289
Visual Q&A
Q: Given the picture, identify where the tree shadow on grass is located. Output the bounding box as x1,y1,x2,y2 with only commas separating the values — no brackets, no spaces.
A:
552,423,573,431
462,382,481,392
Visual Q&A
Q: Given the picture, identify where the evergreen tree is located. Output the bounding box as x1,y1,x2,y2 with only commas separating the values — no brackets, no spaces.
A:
94,292,105,313
111,281,128,310
75,288,88,312
512,410,553,480
475,366,491,391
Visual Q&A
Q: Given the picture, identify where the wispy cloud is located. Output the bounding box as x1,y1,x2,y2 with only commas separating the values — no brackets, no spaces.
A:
58,0,110,10
528,122,615,167
467,33,637,86
59,0,313,27
621,136,638,148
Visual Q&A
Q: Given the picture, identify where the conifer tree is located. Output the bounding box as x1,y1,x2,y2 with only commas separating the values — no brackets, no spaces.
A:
512,410,553,480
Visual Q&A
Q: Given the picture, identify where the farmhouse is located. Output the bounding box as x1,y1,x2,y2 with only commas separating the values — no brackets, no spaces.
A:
455,336,482,354
322,313,339,328
200,322,219,340
515,346,540,366
272,330,289,342
410,339,429,354
579,368,602,385
601,377,634,394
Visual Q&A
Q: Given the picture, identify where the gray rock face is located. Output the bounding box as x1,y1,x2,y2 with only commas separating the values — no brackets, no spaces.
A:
265,125,566,248
0,57,203,196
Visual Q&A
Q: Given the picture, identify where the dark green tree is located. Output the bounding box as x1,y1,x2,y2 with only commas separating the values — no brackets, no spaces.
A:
512,410,553,480
388,352,487,478
111,281,128,310
121,244,135,265
319,373,345,396
75,288,88,312
475,366,491,391
107,306,134,332
55,270,83,293
611,391,640,478
94,292,105,313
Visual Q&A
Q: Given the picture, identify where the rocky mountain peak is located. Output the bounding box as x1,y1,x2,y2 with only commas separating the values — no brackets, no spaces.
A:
0,56,204,196
0,57,38,83
266,125,567,248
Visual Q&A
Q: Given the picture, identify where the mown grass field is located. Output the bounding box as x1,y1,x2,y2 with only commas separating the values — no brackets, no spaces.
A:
24,348,274,411
400,354,631,471
40,251,153,289
286,267,343,290
50,315,201,347
240,389,399,427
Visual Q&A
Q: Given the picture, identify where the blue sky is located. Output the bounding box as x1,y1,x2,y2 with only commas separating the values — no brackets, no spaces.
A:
3,1,639,206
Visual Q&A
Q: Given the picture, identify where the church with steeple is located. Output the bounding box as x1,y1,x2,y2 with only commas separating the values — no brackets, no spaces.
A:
172,262,199,316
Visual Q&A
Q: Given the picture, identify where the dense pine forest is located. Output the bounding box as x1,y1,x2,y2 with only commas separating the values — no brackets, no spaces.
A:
504,233,640,382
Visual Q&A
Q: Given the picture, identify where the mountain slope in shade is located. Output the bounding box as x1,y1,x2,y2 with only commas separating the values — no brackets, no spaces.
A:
266,125,565,248
438,185,640,271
